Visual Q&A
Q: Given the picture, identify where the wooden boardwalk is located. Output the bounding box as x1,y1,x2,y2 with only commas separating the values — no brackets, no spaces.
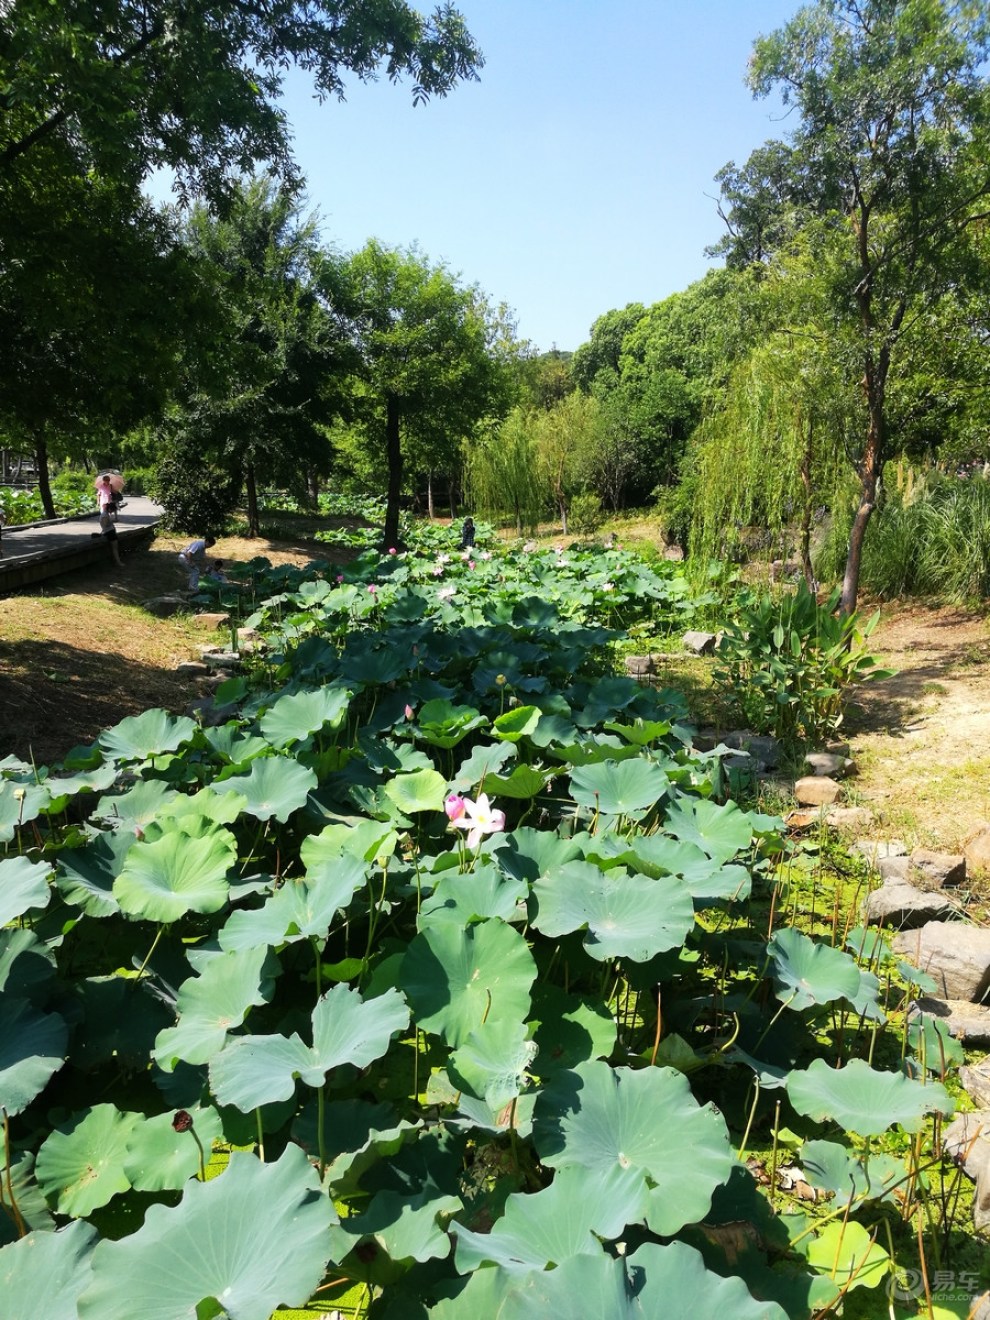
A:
0,497,163,592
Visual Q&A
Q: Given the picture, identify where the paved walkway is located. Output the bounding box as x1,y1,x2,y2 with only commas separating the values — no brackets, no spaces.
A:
0,497,163,565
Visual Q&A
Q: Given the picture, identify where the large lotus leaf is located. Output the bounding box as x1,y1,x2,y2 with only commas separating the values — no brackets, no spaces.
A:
448,1018,537,1111
90,778,179,832
55,829,133,917
534,1061,734,1237
384,767,447,814
613,835,752,906
786,1057,954,1136
0,1150,54,1246
662,797,754,864
449,740,515,791
259,683,351,747
805,1220,889,1293
99,708,197,762
203,725,270,766
124,1106,223,1191
301,820,398,868
218,859,367,952
0,855,51,924
531,862,695,963
43,763,117,809
454,1169,604,1273
482,764,552,800
333,1187,461,1265
844,966,885,1024
573,676,643,727
0,928,56,999
153,946,279,1069
0,997,67,1115
36,1104,142,1215
416,699,488,749
114,821,237,922
400,919,537,1048
219,756,318,822
602,717,674,747
800,1139,904,1208
433,1238,785,1320
292,1098,420,1193
907,1013,964,1075
73,976,173,1071
77,1146,336,1320
492,705,542,742
419,863,528,928
0,1221,98,1320
493,827,582,883
210,984,409,1111
567,759,670,818
172,786,248,826
530,984,617,1074
767,928,864,1012
0,781,50,841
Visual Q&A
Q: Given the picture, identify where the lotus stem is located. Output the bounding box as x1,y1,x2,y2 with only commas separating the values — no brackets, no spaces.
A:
737,1079,761,1162
256,1109,265,1164
317,1085,327,1181
2,1109,27,1237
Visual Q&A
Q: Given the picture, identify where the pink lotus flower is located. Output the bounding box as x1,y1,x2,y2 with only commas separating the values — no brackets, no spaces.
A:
468,560,476,570
388,547,397,555
449,792,506,848
404,704,415,720
368,584,377,594
433,565,444,576
445,793,466,821
438,586,456,601
480,550,492,560
336,574,344,583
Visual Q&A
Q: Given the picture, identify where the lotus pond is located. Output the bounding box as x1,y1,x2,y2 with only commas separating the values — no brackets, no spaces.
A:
0,530,983,1319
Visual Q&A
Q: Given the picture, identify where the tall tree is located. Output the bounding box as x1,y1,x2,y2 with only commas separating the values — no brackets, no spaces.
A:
717,0,990,612
345,241,507,549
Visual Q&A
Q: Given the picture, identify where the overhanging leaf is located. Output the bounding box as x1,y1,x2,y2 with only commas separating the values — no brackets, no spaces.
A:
767,928,864,1012
153,947,279,1070
0,1221,97,1320
786,1057,954,1136
0,997,67,1116
219,756,317,822
568,759,670,818
259,684,351,747
383,767,447,814
0,856,51,925
36,1105,141,1216
114,821,237,922
99,709,197,762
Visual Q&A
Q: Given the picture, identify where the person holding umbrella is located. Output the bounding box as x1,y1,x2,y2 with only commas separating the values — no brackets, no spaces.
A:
95,472,125,520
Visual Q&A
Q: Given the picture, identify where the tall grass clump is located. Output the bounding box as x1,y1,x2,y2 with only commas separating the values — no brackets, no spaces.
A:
917,475,990,599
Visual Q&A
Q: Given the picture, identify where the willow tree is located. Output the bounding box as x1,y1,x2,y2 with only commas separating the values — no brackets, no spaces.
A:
691,329,851,586
465,408,542,535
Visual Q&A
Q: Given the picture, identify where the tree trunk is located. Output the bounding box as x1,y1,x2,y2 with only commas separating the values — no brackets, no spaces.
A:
383,394,403,551
35,435,55,519
426,471,434,520
841,407,882,616
245,463,260,537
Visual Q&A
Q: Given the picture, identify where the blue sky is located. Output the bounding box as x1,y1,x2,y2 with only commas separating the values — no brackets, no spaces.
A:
281,1,801,353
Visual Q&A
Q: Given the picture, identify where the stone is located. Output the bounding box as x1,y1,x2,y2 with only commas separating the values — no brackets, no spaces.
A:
804,750,856,779
723,731,781,769
892,922,990,1001
960,1057,990,1108
237,627,261,642
851,839,908,867
878,855,911,883
198,648,243,670
691,728,719,753
964,826,990,875
794,776,843,806
942,1112,990,1233
142,595,189,618
910,998,990,1046
908,849,966,891
624,654,655,677
175,661,211,677
863,881,955,929
825,806,875,833
662,544,685,562
682,630,717,656
192,612,231,629
786,809,823,832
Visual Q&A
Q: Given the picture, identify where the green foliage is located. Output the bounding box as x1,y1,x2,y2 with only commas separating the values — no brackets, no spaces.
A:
713,582,890,746
150,433,240,534
568,491,604,534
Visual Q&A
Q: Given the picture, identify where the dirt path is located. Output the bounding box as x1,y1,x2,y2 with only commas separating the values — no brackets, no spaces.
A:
845,604,990,851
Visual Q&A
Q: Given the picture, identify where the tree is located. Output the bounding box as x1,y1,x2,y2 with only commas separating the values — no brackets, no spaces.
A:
345,241,508,548
157,177,351,534
717,0,990,612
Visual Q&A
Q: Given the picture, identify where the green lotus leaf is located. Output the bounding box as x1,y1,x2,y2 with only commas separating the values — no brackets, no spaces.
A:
153,946,279,1070
219,858,367,952
531,862,695,963
400,919,537,1047
0,781,50,842
482,764,551,799
568,759,670,818
0,856,51,925
602,718,674,747
534,1061,734,1237
124,1106,223,1191
219,756,318,822
662,798,754,864
612,835,752,905
91,777,179,831
209,984,409,1111
259,683,351,748
453,1170,604,1273
805,1220,889,1293
99,708,197,762
492,705,542,742
419,863,528,928
845,966,885,1023
493,827,583,883
416,698,488,748
77,1146,336,1320
0,1151,54,1246
74,976,173,1071
42,763,117,808
449,739,515,791
574,676,643,727
800,1139,904,1208
0,928,56,999
907,1013,964,1074
301,819,399,867
531,984,617,1074
55,829,133,917
0,997,67,1116
36,1104,142,1215
291,1098,420,1193
767,927,864,1012
448,1018,537,1111
203,725,270,766
383,767,447,814
333,1187,461,1265
786,1057,954,1136
114,821,237,922
0,1221,98,1320
174,786,249,825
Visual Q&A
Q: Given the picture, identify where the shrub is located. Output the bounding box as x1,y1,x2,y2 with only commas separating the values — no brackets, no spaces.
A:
568,491,604,534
